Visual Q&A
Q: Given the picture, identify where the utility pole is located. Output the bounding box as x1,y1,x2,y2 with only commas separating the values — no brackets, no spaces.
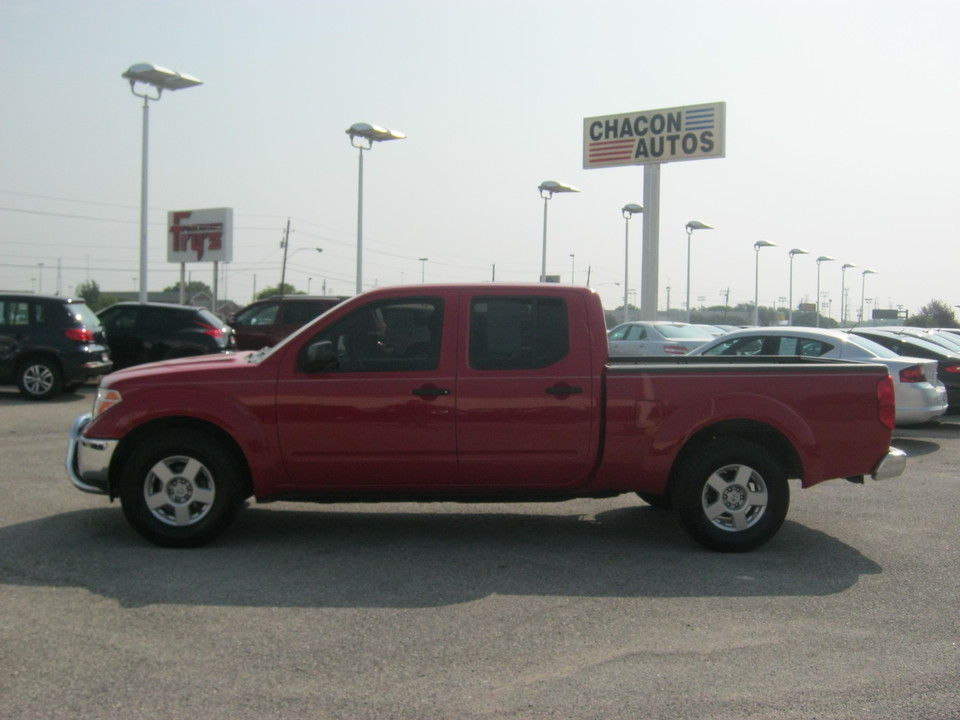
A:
279,219,291,296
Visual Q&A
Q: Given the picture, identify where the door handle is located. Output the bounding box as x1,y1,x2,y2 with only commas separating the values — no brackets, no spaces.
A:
546,385,583,395
413,386,451,396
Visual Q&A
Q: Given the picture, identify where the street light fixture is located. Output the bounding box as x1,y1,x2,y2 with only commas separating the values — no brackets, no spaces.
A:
815,255,834,327
787,248,809,325
347,122,406,295
538,181,580,282
622,203,643,323
840,263,857,326
861,269,877,322
122,63,202,303
281,247,323,296
684,221,713,322
753,240,777,325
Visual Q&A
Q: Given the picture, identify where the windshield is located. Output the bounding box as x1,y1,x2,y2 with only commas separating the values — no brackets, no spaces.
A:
844,334,899,358
657,324,716,339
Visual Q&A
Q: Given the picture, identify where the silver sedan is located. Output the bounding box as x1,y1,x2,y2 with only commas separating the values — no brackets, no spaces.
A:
686,326,948,426
608,321,717,356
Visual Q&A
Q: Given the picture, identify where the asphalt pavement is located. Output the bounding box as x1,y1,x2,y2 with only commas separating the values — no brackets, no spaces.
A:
1,385,958,719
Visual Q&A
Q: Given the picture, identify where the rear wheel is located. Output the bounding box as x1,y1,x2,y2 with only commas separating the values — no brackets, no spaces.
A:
17,357,62,400
672,439,789,552
120,430,245,547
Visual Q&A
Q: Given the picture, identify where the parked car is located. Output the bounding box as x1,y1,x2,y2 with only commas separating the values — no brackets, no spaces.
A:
860,326,960,354
97,302,236,370
0,293,112,399
687,326,947,426
849,328,960,411
608,321,716,356
228,295,349,350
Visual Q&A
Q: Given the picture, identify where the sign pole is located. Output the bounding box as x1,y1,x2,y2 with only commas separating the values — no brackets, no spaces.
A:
640,164,661,320
582,102,725,323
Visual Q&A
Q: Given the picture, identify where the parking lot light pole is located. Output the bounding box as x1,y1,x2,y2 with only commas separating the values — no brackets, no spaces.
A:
122,63,202,303
538,181,579,282
860,269,877,322
684,221,713,322
347,123,406,295
753,240,777,325
815,255,834,327
840,263,857,326
622,204,643,323
787,248,809,326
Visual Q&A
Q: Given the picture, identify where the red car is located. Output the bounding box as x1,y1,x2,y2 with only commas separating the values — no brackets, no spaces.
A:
228,295,348,350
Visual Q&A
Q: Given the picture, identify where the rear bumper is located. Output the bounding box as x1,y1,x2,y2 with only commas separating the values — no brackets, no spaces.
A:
895,383,948,426
872,446,907,481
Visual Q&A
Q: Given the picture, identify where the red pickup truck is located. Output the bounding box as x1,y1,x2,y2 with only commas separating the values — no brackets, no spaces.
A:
67,284,905,552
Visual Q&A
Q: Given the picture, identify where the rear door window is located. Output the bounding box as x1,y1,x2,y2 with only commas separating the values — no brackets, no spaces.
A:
469,296,568,370
777,337,832,357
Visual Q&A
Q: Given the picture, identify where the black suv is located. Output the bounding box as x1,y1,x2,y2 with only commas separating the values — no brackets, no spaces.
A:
97,302,236,370
0,293,113,400
229,295,348,350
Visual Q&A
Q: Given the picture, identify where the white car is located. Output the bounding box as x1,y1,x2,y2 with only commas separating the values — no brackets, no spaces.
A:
608,321,716,356
687,327,948,426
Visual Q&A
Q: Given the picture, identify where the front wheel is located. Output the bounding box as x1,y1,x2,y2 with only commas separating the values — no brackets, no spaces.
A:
120,430,245,547
672,439,789,552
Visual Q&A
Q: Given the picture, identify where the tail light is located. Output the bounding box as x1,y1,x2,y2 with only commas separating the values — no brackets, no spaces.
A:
878,375,896,430
664,345,689,355
944,364,960,374
899,365,925,383
197,321,224,339
65,328,95,343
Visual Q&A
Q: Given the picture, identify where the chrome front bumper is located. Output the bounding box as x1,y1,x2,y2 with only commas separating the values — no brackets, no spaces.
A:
872,446,907,481
66,413,117,495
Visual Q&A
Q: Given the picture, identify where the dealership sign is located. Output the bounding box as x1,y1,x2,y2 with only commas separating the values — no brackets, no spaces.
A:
583,102,725,169
167,207,234,263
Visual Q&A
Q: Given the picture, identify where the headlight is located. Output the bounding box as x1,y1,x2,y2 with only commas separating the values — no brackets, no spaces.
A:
93,388,123,418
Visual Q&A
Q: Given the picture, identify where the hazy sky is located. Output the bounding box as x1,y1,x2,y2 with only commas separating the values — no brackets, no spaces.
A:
2,0,957,320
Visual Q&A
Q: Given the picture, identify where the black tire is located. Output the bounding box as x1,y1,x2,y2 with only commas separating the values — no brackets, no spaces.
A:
672,439,789,552
16,357,62,400
120,430,245,547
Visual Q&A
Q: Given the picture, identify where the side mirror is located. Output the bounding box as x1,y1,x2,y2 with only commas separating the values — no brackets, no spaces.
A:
303,340,338,373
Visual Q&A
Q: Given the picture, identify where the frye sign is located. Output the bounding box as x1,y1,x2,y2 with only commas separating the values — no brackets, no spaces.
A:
583,102,725,168
167,207,234,263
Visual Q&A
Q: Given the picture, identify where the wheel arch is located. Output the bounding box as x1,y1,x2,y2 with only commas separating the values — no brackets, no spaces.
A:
16,349,65,375
668,419,802,492
108,417,254,501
